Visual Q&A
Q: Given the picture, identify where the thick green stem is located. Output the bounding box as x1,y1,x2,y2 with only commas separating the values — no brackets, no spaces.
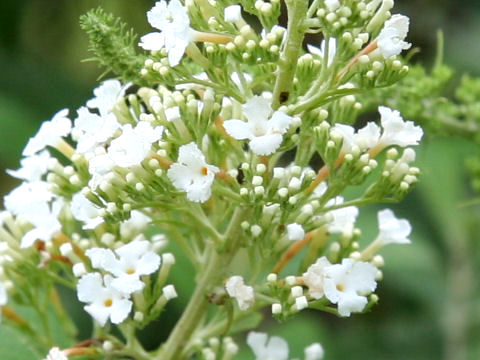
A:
271,0,309,109
157,208,246,360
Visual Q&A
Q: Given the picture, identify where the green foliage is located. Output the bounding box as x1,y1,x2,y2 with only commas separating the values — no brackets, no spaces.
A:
80,7,147,83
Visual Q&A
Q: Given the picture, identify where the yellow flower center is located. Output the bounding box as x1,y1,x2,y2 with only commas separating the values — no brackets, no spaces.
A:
104,299,113,307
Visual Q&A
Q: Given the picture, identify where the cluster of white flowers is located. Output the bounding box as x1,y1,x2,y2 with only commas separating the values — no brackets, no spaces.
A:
0,1,424,358
77,240,161,326
332,105,423,154
303,208,411,316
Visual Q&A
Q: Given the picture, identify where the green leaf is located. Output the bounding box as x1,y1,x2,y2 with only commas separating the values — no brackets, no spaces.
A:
0,326,43,360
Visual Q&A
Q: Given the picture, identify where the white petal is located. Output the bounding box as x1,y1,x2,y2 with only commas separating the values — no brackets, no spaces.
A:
243,96,272,124
109,298,132,324
77,273,104,303
268,111,292,134
223,119,253,140
84,303,110,326
139,32,165,51
249,133,283,156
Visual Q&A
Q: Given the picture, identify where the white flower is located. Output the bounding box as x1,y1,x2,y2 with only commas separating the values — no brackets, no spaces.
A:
303,256,331,299
325,196,359,234
23,109,71,156
305,343,325,360
223,96,293,156
331,124,356,153
307,37,337,67
167,142,219,202
323,259,377,317
71,192,104,230
378,106,423,147
86,240,161,295
73,107,120,154
87,152,115,189
376,208,411,245
139,0,194,67
4,181,63,247
224,5,242,22
286,223,305,241
86,79,128,116
354,122,381,150
6,150,50,182
246,332,289,360
119,210,152,240
43,347,68,360
20,198,64,248
108,121,163,168
225,275,254,311
77,273,132,326
377,14,411,58
4,181,53,216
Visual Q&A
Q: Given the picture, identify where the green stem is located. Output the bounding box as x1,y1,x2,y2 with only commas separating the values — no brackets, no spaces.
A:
271,0,309,109
157,207,247,360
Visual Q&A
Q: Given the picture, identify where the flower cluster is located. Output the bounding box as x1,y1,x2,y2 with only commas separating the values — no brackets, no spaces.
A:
0,0,425,359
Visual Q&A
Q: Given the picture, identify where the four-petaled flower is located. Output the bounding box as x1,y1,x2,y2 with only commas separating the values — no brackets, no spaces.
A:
223,96,293,156
167,142,219,203
77,273,132,326
139,0,194,67
86,240,161,295
377,14,411,59
323,258,377,317
225,275,255,311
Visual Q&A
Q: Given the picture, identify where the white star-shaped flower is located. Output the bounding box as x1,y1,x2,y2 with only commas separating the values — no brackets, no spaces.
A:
108,121,163,168
86,240,161,295
246,332,289,360
225,275,255,311
77,273,132,326
377,14,411,59
23,109,71,156
378,106,423,147
139,0,194,67
323,259,377,317
167,142,219,203
223,96,293,156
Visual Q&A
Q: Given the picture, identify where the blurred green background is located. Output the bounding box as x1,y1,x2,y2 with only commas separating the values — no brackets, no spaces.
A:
1,1,480,359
